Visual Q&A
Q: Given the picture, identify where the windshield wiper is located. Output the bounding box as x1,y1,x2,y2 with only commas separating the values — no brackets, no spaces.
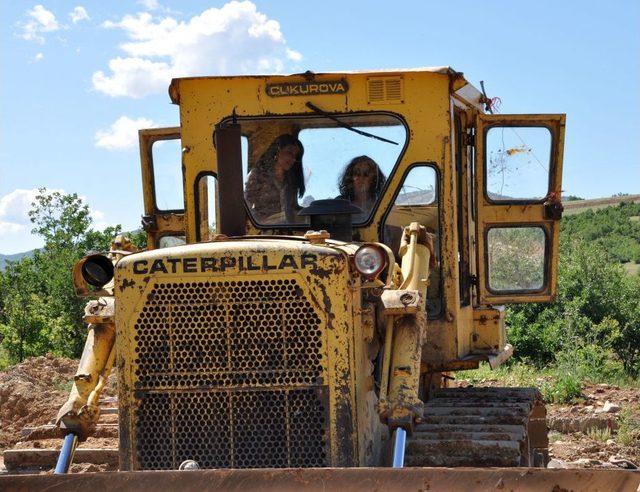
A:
305,102,399,145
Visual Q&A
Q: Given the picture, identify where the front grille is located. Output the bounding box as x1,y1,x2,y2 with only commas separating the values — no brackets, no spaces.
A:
131,278,329,469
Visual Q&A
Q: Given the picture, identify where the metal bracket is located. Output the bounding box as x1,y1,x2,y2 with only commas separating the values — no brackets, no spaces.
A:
380,289,420,314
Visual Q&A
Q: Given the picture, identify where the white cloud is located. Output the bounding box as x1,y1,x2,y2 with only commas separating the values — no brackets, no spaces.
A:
286,48,302,62
0,189,41,226
0,221,28,234
34,52,44,62
93,1,302,98
94,116,155,150
138,0,160,10
92,57,173,98
89,209,110,230
0,188,111,254
69,6,90,23
20,5,62,43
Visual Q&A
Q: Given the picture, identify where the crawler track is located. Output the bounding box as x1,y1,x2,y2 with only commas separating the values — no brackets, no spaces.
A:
405,387,548,467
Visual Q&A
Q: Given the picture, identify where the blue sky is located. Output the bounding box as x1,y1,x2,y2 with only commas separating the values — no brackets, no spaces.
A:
1,0,638,254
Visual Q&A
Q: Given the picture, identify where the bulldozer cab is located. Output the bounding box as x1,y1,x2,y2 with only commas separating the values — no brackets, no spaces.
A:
140,69,565,309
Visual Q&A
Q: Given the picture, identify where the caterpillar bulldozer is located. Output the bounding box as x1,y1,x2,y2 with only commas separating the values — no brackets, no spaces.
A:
4,67,640,491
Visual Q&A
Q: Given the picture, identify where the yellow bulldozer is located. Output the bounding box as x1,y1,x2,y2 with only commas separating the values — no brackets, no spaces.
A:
5,67,640,491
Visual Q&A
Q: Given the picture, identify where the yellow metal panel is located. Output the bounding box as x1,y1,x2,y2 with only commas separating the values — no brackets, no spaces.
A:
114,239,360,469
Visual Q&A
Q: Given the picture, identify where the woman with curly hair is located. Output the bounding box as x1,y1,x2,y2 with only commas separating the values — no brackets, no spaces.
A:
244,134,306,224
337,155,386,220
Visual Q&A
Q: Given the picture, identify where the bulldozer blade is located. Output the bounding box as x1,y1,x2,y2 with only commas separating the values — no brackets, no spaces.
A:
1,467,639,492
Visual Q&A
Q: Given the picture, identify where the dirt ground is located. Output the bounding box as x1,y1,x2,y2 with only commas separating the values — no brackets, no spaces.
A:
0,355,117,454
546,383,640,468
0,355,78,451
1,356,638,471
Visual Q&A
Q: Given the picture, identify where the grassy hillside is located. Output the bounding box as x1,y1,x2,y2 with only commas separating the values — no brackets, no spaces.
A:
561,201,640,266
563,194,640,216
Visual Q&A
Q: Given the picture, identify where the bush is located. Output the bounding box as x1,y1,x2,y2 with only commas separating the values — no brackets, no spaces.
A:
507,239,640,376
540,372,582,404
555,344,627,384
617,406,640,446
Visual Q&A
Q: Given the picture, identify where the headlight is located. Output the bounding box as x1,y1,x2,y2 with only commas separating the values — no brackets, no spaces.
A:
354,244,387,278
81,254,114,288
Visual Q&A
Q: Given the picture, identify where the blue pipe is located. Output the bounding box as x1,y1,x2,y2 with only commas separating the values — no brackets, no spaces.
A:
392,428,406,468
54,432,78,474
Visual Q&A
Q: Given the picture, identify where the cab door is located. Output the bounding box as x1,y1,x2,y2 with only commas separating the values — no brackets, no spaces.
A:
475,114,565,304
138,127,186,249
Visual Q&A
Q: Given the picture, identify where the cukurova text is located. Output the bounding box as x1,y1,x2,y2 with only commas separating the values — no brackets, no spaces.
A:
131,254,318,275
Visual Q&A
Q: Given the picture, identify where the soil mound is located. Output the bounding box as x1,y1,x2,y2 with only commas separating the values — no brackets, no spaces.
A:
0,355,79,450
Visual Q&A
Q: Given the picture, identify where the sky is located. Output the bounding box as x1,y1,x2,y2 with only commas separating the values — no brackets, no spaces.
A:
1,0,638,254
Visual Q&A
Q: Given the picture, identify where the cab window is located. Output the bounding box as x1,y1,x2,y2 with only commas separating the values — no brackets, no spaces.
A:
485,126,552,202
151,138,184,211
382,165,441,318
239,114,407,227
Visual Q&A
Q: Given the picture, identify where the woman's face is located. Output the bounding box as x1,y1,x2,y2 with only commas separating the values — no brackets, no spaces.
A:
276,144,299,171
352,160,375,192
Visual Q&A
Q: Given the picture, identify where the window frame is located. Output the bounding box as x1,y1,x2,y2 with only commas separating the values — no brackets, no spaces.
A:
150,138,187,214
217,111,410,230
482,123,555,206
379,161,443,319
194,171,219,242
484,223,550,295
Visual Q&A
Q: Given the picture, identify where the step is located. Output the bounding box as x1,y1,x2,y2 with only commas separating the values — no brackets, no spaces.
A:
422,406,529,417
406,439,521,467
426,400,532,411
3,449,118,472
413,423,525,434
419,415,527,426
412,430,524,442
20,423,118,439
434,388,540,399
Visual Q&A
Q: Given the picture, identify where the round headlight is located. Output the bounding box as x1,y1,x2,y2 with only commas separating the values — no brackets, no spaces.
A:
81,254,114,288
354,245,386,278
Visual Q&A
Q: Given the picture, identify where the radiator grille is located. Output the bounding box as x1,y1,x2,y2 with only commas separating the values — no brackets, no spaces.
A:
131,278,329,469
133,279,324,389
135,388,327,470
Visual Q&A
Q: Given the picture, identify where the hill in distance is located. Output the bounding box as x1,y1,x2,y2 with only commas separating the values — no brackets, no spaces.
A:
0,250,37,270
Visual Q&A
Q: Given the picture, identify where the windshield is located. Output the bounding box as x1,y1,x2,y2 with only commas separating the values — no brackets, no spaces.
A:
241,113,407,227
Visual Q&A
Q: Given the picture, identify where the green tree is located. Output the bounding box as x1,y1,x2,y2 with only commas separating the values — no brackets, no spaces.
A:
0,189,124,362
0,258,53,361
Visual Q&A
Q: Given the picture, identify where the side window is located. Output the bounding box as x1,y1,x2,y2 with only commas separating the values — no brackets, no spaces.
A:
485,126,552,202
152,139,184,210
383,165,441,318
158,235,186,248
195,174,218,241
487,226,546,292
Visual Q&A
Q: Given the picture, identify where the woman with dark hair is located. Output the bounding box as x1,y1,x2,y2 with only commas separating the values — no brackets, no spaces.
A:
244,134,306,223
337,156,386,220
